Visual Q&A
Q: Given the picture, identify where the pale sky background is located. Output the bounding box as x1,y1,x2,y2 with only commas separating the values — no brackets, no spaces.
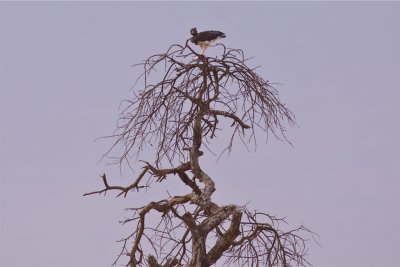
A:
1,2,399,267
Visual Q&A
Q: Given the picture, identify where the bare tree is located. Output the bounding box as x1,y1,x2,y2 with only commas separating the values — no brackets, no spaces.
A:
85,40,313,267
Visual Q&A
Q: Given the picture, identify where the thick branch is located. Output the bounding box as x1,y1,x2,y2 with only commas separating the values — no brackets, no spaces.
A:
144,161,191,182
189,112,218,214
206,209,242,265
208,109,250,129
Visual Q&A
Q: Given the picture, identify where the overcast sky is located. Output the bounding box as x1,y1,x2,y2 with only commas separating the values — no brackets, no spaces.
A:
1,2,399,267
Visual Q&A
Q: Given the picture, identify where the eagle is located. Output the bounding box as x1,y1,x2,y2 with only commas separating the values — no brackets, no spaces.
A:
190,27,226,55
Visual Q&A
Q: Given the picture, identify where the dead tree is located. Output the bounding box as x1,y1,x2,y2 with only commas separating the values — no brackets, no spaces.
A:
85,40,313,267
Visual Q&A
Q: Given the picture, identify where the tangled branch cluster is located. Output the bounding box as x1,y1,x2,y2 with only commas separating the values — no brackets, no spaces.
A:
86,41,312,267
107,41,295,166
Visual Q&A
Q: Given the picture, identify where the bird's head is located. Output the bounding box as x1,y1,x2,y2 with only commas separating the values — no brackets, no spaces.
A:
190,28,198,36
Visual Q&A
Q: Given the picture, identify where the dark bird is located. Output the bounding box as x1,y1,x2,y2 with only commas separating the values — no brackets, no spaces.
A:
190,27,226,55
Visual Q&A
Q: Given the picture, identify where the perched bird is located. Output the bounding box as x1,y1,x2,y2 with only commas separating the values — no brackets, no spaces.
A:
190,27,226,55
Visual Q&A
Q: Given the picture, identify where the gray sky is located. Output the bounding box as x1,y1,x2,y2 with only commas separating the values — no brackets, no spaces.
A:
1,2,399,267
